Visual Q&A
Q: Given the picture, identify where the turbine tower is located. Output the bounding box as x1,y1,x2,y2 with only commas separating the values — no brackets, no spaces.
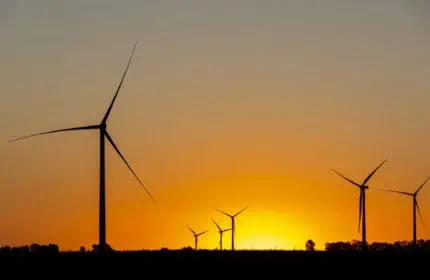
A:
215,207,248,251
187,226,207,250
376,176,429,248
211,218,231,250
331,159,387,251
9,42,155,252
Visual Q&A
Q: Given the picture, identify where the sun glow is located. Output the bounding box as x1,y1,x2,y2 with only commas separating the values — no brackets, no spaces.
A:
227,209,308,251
240,236,291,250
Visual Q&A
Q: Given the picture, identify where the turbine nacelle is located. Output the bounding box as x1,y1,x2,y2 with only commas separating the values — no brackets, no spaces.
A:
215,207,248,219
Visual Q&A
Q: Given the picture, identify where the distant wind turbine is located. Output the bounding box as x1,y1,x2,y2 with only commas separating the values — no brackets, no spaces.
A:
376,176,429,248
187,226,207,250
9,42,155,252
331,159,387,251
211,218,231,250
215,207,248,251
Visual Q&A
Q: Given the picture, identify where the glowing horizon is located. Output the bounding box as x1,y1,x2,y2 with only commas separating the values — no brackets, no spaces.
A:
1,1,430,252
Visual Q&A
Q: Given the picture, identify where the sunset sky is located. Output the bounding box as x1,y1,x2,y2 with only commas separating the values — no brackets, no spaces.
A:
1,0,430,251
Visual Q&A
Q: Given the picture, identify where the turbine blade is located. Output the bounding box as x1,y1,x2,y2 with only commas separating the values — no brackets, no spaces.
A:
211,218,222,231
416,201,427,235
362,159,387,186
373,189,413,196
9,125,99,143
197,230,208,236
187,226,196,236
331,169,361,188
415,176,430,195
215,208,233,218
223,229,232,232
358,189,362,233
104,131,156,203
234,206,248,217
102,41,138,124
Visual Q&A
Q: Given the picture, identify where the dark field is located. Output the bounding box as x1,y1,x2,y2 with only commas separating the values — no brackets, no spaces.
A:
1,250,429,278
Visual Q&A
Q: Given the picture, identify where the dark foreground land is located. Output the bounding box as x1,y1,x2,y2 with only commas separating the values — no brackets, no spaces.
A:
1,250,429,278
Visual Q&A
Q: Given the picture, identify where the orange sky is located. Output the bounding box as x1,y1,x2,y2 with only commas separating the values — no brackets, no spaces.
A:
1,1,430,251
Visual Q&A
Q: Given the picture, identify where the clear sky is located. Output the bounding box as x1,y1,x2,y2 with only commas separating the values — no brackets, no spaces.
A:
1,0,429,251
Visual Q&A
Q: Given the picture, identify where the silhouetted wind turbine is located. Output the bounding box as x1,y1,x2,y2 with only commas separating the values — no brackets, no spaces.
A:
211,218,231,250
376,176,429,248
8,42,155,252
187,226,207,250
215,207,248,251
332,159,387,251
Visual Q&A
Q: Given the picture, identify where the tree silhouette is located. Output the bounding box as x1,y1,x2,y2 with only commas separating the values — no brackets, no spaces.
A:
305,239,315,251
30,243,41,253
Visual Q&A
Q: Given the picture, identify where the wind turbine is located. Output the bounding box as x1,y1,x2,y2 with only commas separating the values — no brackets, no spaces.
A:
187,226,207,250
376,176,429,248
215,207,248,251
211,218,231,250
331,159,387,251
9,42,155,252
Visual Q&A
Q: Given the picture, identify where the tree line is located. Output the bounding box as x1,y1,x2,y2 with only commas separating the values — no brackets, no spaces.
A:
324,239,430,252
2,239,430,255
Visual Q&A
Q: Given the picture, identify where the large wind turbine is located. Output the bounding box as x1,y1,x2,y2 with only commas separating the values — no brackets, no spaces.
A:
187,226,207,250
376,176,429,248
215,207,248,251
9,42,155,252
211,218,231,250
331,159,387,251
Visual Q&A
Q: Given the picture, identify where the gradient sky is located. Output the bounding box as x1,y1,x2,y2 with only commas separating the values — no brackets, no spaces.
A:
1,0,430,251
